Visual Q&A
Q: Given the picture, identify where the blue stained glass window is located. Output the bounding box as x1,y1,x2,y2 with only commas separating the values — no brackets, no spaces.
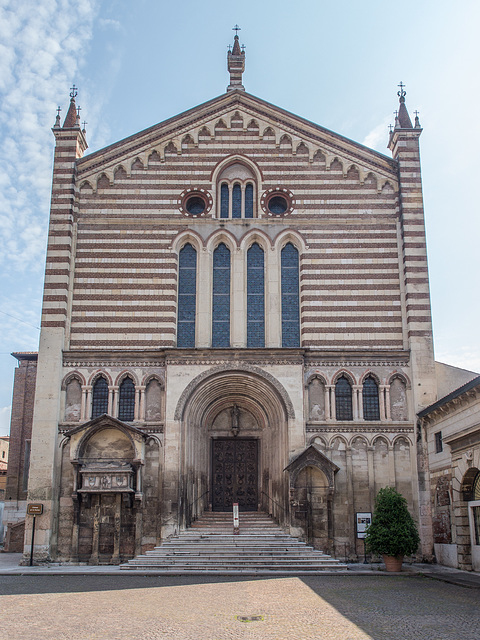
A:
118,377,135,421
247,243,265,347
363,376,380,420
91,376,108,418
212,243,230,347
336,376,353,420
232,183,241,218
245,183,254,218
281,243,300,347
177,243,197,348
220,183,229,218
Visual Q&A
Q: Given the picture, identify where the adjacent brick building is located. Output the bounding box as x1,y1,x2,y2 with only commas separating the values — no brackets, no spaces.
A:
8,36,447,564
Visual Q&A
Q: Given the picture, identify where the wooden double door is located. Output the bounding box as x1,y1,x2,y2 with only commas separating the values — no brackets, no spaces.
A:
211,438,258,511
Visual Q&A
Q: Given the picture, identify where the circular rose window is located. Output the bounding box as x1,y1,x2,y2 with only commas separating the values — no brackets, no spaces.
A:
261,188,294,216
185,196,205,215
178,189,213,216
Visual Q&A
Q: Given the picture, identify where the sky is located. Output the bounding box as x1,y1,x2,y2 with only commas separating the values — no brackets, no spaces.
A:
0,0,479,434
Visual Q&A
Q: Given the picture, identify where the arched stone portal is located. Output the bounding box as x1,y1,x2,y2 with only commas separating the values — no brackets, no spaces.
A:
174,366,294,527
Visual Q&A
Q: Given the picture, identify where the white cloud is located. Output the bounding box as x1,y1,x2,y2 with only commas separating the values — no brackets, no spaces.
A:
362,116,392,152
0,0,99,273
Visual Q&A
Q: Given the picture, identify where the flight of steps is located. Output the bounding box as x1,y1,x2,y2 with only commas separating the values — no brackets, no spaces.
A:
121,511,348,574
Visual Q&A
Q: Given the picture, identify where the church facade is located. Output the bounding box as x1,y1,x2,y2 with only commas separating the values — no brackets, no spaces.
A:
19,36,438,564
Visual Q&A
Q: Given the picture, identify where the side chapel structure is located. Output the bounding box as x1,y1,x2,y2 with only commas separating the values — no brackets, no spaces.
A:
5,34,445,564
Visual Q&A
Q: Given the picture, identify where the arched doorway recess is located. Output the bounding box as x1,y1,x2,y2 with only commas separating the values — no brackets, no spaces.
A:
175,366,294,526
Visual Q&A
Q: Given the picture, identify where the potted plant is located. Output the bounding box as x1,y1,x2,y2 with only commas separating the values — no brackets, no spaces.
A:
364,487,420,571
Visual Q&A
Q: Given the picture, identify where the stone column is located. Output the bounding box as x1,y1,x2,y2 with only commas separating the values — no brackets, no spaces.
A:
112,493,122,564
90,496,100,565
379,385,387,421
325,386,333,421
196,248,212,347
231,247,245,347
385,385,391,420
266,246,281,347
353,386,360,420
111,386,119,418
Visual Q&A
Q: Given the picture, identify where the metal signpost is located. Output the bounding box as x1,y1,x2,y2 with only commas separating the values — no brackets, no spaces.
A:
356,511,372,564
27,503,43,566
233,503,239,535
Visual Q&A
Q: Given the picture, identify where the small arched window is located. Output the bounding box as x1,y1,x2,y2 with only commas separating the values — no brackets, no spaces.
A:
281,243,300,347
177,243,197,348
247,243,265,347
118,377,135,421
363,376,380,420
91,376,109,418
335,376,353,421
212,243,231,347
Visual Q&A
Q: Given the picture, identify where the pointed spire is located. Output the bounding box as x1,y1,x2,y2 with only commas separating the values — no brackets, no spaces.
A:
63,85,80,128
395,81,413,129
227,26,245,92
53,106,61,128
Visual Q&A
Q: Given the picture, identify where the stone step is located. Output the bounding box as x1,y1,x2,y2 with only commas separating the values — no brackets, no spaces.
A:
121,510,347,574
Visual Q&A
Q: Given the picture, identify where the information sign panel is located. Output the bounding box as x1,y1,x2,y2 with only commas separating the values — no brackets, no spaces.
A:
27,503,44,516
356,512,372,539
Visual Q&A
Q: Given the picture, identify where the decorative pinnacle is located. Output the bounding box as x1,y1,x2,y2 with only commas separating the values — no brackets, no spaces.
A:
388,124,393,133
76,105,81,117
82,121,87,132
227,26,245,92
54,105,61,128
70,84,78,99
397,81,406,102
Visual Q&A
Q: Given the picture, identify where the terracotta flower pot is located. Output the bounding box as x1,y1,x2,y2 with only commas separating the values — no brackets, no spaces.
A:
382,554,404,571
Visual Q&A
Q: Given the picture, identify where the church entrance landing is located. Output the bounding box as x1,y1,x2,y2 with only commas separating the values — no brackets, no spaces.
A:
212,438,258,511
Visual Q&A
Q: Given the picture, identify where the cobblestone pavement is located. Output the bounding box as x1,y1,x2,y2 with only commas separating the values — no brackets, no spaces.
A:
0,574,478,640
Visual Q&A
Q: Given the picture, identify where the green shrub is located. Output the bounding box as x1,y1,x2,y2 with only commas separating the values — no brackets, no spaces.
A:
365,487,420,557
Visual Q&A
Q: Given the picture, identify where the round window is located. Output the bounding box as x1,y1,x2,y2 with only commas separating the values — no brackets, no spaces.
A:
261,188,294,216
178,189,212,216
185,196,205,215
268,195,288,215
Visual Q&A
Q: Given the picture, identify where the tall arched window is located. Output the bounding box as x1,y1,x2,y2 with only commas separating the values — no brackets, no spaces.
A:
177,243,197,348
363,376,380,420
118,377,135,421
91,376,109,418
247,243,265,347
335,376,353,421
281,243,300,347
232,183,242,218
212,243,231,347
220,183,229,218
245,183,254,218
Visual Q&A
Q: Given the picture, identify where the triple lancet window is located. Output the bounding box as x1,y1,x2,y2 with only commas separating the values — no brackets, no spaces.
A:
217,162,256,219
220,182,254,218
176,241,300,348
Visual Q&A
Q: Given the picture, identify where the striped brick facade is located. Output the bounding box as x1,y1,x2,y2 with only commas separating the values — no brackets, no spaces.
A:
69,92,402,352
22,66,437,564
